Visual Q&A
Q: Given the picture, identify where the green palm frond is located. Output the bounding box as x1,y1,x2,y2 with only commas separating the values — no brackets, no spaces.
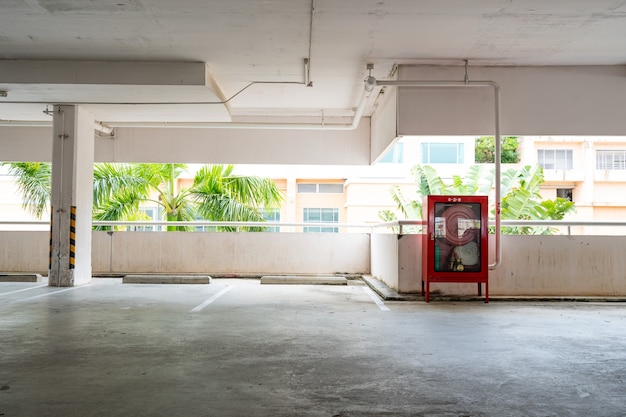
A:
191,165,284,229
412,165,446,195
164,190,196,231
465,164,486,194
501,188,537,220
2,162,51,218
92,188,145,230
517,165,545,194
223,175,283,208
451,175,465,193
450,165,485,195
389,185,421,219
193,194,267,231
499,167,522,197
541,197,576,220
93,163,151,209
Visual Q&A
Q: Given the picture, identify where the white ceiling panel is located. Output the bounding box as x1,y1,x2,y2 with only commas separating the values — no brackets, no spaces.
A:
0,0,625,123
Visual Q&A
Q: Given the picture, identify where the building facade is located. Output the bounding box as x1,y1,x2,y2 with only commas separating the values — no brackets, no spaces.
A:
3,136,626,234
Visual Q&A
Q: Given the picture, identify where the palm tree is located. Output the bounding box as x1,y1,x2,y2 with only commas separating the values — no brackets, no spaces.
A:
2,162,283,231
92,163,194,231
94,163,283,231
2,162,51,219
190,164,283,231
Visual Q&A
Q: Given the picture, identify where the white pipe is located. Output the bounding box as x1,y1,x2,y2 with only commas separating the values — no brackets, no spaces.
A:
375,78,502,270
105,89,371,131
0,79,372,132
105,120,359,130
1,119,115,136
94,121,114,135
0,120,51,127
5,109,371,132
2,118,364,131
492,83,502,269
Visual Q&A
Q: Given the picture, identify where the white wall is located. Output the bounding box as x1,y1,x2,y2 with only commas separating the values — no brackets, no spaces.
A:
0,121,372,165
0,127,52,162
370,233,398,288
370,85,398,164
397,234,422,293
397,65,626,136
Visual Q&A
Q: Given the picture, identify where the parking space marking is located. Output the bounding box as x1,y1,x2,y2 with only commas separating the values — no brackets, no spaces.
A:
0,284,48,297
363,286,390,311
189,286,232,313
7,284,90,304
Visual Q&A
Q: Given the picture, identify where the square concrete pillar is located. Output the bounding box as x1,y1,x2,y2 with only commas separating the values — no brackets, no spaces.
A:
49,105,95,286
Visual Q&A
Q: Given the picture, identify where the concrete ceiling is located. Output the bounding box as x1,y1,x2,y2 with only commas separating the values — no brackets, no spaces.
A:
1,0,626,124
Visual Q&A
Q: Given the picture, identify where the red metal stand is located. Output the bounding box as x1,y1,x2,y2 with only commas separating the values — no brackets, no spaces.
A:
422,195,489,303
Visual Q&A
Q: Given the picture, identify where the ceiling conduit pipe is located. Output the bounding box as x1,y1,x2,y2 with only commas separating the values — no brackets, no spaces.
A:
106,88,371,131
1,86,370,131
0,119,116,136
0,120,51,127
0,78,373,131
374,78,502,270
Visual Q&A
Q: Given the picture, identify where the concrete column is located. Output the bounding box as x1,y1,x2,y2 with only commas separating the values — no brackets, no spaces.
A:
49,105,95,287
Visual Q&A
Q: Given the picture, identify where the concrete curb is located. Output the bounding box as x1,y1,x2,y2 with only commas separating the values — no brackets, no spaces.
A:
260,275,348,285
361,275,423,301
123,275,212,284
0,273,43,282
362,275,626,303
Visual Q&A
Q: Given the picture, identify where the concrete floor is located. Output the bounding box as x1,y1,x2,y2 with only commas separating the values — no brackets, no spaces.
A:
1,279,625,417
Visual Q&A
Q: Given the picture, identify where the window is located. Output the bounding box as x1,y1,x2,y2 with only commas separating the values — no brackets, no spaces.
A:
556,188,573,202
537,149,573,169
379,142,404,163
260,208,281,232
303,208,339,233
422,142,464,164
596,150,626,170
318,183,343,193
297,183,317,193
297,183,343,193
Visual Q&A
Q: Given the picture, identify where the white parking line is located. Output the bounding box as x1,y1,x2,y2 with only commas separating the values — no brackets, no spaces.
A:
0,284,48,297
189,286,232,313
7,284,90,304
363,286,390,311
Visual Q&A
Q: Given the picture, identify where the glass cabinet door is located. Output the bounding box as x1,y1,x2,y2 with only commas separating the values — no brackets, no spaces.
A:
433,202,482,272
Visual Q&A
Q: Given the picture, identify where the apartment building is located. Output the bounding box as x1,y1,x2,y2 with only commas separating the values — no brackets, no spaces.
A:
3,135,626,233
236,135,626,233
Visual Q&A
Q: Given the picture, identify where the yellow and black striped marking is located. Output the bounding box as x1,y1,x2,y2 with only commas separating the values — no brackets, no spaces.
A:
69,206,76,269
48,208,54,270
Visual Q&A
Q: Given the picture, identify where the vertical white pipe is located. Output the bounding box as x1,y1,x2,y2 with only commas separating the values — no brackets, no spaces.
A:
490,82,502,269
375,79,502,269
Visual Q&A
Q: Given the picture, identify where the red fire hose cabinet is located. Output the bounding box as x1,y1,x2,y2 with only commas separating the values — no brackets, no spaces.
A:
422,195,489,303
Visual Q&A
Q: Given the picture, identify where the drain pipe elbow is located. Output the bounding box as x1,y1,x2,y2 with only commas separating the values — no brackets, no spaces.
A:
364,75,377,93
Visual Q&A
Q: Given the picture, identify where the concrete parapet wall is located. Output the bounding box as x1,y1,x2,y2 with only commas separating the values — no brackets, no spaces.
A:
0,231,370,276
375,234,626,297
2,231,626,296
91,231,371,275
0,231,49,274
